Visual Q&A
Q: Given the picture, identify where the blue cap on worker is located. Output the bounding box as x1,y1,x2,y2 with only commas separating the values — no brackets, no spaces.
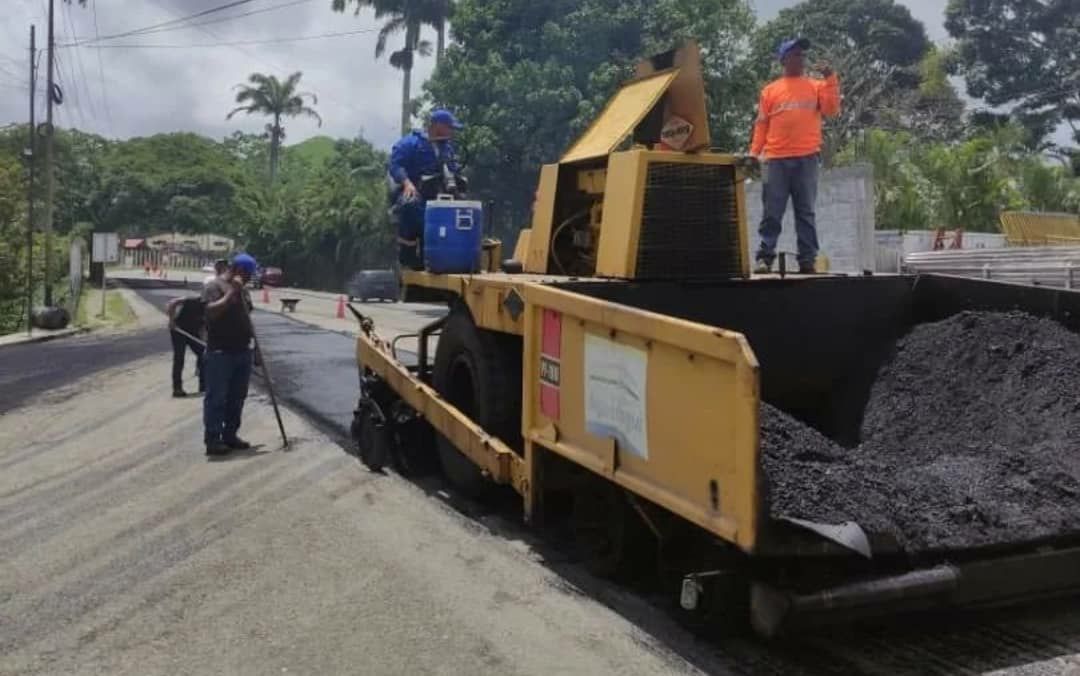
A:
430,108,463,130
777,37,810,61
231,252,257,277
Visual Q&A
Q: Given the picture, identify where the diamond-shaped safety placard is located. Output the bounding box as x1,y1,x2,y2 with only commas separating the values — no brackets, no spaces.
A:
503,288,525,321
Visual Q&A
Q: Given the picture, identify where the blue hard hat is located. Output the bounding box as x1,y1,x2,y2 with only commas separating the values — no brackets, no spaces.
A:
232,252,257,276
429,108,463,130
778,37,810,61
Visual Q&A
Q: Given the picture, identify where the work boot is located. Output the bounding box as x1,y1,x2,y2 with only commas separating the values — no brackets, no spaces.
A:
798,262,816,274
754,259,772,274
205,441,230,456
224,437,252,450
173,388,188,398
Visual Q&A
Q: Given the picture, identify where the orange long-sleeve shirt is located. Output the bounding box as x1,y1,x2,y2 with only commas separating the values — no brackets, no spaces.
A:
750,74,841,160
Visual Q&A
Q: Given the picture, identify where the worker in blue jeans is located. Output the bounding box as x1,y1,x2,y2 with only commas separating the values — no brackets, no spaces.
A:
750,37,841,273
387,109,463,270
201,253,258,456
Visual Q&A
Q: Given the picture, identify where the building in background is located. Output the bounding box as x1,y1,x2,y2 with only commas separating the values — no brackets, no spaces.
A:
122,232,236,270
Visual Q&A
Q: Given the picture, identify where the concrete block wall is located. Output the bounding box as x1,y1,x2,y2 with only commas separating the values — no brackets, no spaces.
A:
745,163,875,273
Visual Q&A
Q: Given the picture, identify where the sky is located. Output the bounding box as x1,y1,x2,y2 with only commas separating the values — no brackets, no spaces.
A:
0,0,984,152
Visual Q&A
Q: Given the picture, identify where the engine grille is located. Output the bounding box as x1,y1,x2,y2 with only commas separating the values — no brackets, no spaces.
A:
635,162,742,280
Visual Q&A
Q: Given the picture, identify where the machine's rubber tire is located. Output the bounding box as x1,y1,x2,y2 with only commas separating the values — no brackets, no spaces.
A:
571,481,655,581
389,402,439,478
355,404,391,472
432,307,522,497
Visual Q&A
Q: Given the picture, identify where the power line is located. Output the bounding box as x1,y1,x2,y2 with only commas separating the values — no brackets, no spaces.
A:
91,0,114,135
54,47,87,129
62,0,98,124
78,27,380,49
68,0,318,44
60,0,261,47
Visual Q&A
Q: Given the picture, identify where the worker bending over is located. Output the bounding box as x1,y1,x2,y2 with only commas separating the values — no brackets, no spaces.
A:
201,253,257,456
387,109,463,270
166,294,206,397
750,37,841,274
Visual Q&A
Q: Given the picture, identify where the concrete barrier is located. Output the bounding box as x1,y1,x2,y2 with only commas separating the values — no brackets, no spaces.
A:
745,163,875,273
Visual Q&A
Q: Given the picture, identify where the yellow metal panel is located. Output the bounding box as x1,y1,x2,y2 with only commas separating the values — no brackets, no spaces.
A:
1000,211,1080,246
512,229,532,262
526,164,560,273
522,283,762,551
595,150,648,278
633,41,710,153
576,169,608,194
560,70,680,165
464,279,525,335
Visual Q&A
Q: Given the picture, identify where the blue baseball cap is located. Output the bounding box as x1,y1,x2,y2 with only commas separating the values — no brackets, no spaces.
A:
429,108,463,130
231,252,257,277
778,37,810,61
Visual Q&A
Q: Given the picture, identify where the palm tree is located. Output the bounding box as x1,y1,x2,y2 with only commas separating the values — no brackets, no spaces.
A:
332,0,453,135
427,0,452,63
226,72,321,183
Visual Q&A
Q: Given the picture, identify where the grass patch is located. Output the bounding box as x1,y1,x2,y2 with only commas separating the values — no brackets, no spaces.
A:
76,286,136,330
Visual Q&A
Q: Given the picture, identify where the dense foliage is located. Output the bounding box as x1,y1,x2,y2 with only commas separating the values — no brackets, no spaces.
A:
0,124,394,321
946,0,1080,155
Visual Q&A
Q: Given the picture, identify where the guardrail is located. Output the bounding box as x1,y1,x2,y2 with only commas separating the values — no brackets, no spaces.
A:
904,246,1080,289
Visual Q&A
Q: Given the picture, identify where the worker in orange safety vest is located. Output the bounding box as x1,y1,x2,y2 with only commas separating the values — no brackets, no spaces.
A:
750,37,841,275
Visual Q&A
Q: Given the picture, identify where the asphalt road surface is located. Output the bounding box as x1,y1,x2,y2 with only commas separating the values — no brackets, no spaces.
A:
3,279,1080,675
0,298,706,675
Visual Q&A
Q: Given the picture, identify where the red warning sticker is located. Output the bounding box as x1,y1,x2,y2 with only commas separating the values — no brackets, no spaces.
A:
540,309,561,419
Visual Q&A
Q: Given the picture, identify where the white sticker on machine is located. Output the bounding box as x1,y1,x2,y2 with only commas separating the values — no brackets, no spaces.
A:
584,333,649,459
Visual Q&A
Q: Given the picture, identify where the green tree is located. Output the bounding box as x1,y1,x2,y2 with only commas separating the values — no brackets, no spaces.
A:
425,0,757,235
226,72,321,183
945,0,1079,150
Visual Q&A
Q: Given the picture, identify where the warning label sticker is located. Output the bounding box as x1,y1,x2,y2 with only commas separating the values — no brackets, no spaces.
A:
584,333,648,459
660,115,693,151
539,309,561,419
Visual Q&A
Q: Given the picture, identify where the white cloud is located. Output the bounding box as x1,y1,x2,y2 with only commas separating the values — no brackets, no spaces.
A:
0,0,436,149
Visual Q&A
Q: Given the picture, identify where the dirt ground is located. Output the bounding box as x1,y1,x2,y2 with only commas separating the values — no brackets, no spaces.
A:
0,354,701,676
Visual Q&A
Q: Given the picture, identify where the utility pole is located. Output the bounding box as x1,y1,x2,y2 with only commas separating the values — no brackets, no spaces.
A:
26,25,36,335
43,0,56,307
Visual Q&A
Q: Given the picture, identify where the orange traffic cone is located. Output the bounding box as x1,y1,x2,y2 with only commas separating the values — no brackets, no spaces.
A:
336,295,346,319
262,286,270,304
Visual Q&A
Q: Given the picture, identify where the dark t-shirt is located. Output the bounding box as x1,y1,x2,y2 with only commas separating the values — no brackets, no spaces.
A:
174,296,205,334
202,278,253,351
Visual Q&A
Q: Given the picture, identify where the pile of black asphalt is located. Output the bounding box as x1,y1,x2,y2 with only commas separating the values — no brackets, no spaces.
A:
761,311,1080,553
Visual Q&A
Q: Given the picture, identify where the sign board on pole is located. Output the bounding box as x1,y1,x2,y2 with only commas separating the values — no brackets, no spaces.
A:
91,232,119,264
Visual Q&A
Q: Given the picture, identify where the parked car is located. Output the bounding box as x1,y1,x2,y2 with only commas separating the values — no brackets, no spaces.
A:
347,269,399,303
252,266,284,289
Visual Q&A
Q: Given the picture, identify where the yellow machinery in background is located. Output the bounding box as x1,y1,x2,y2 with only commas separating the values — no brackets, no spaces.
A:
349,42,1080,636
1000,210,1080,246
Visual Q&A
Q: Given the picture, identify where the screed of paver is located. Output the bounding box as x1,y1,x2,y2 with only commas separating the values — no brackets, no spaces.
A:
0,355,702,676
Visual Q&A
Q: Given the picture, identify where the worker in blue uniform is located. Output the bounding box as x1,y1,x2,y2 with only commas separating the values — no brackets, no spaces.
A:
387,109,463,270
